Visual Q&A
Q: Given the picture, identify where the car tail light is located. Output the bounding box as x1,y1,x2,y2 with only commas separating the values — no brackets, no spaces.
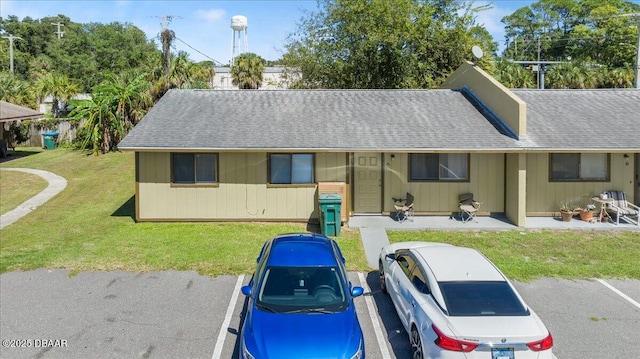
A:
432,324,478,352
527,333,554,351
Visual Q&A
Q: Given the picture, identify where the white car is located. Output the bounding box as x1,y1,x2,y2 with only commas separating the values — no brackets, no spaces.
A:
379,242,554,359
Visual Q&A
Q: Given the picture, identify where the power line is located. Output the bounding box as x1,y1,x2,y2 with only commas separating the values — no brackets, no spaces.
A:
174,37,225,65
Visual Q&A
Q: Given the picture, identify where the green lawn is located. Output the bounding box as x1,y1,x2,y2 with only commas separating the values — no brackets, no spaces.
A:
1,148,638,280
0,148,368,275
0,169,48,214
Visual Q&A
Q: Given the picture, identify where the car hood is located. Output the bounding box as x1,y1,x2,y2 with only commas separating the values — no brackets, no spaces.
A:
245,308,362,358
446,315,549,343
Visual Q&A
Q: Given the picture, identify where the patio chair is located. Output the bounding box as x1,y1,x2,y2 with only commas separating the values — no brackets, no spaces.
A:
393,192,414,223
458,193,481,223
603,190,639,226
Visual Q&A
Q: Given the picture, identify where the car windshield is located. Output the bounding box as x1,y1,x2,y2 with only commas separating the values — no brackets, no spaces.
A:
439,281,529,316
256,266,348,313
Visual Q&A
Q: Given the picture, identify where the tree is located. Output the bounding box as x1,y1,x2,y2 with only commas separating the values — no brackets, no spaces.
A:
493,59,536,88
545,61,596,88
161,29,175,75
35,72,80,117
0,72,35,107
1,15,161,91
500,0,640,88
149,51,213,102
282,0,491,89
231,53,265,89
69,73,150,155
0,73,35,147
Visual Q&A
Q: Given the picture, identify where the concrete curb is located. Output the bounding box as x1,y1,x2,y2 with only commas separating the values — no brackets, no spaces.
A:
0,168,67,230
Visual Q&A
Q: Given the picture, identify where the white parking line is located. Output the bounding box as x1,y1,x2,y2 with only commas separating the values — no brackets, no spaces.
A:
595,279,640,309
358,272,392,359
212,275,245,359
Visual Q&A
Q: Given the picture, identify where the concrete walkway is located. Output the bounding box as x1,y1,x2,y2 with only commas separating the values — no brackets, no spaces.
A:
0,168,67,230
359,227,390,269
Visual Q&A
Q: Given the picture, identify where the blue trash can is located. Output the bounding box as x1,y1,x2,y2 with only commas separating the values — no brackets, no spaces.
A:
42,131,59,150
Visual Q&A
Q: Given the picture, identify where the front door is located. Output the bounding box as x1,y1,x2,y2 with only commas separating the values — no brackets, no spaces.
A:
353,153,382,213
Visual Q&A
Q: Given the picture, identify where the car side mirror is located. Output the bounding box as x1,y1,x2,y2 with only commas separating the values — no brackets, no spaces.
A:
241,285,252,297
351,286,364,297
385,253,396,261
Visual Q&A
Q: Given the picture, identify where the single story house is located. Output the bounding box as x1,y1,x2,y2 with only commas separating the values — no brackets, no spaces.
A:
1,100,43,157
117,62,640,227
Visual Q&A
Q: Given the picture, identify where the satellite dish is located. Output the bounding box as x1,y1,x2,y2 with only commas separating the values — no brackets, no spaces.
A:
472,45,484,60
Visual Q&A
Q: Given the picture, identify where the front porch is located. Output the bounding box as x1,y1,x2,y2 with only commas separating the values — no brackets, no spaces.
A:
347,214,640,231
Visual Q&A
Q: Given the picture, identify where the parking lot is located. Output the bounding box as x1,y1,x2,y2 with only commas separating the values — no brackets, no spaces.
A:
1,269,639,359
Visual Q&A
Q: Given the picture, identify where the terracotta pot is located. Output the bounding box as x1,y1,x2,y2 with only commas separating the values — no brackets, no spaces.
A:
579,210,594,221
561,211,573,222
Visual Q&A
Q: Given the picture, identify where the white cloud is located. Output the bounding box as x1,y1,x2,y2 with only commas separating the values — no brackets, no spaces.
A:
194,8,226,22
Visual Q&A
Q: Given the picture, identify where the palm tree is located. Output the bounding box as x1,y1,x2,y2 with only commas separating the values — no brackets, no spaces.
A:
69,73,150,155
35,73,80,117
231,53,265,89
161,29,176,75
494,59,535,88
546,62,596,89
0,73,35,107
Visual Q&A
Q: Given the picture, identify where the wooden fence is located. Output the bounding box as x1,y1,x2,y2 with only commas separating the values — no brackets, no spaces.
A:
19,119,81,148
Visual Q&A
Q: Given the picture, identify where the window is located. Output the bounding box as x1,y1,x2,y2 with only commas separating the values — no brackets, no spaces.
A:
439,281,528,317
550,153,608,181
172,153,217,184
269,154,314,184
410,267,430,294
395,253,417,278
409,153,468,181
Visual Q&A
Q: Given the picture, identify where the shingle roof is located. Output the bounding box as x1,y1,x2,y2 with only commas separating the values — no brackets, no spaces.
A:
118,89,522,151
118,88,640,152
512,89,640,150
0,101,42,122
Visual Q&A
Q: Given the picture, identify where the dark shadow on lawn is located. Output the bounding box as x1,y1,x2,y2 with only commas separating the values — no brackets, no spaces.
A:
112,195,136,221
0,149,42,164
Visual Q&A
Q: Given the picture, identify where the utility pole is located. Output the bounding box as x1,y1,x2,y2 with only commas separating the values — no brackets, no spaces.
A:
51,22,65,40
156,15,181,75
536,36,546,89
156,15,181,31
2,34,22,73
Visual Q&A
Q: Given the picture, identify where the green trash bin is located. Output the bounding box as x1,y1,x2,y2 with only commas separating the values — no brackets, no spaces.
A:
318,193,341,236
42,131,59,150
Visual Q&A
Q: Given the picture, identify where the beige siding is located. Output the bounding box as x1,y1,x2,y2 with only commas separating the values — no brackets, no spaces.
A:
383,153,504,213
440,61,526,137
526,153,634,215
504,153,526,226
136,152,347,221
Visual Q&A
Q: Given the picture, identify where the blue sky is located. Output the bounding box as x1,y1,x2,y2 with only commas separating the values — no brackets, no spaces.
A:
1,0,540,64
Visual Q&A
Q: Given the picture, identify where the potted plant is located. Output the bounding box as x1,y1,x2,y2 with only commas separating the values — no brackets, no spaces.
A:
559,201,575,222
578,203,596,221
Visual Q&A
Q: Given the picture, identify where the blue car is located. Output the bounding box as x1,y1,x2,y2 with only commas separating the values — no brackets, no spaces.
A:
240,233,365,359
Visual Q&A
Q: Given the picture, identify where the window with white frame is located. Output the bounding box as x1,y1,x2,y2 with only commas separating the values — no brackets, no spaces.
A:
172,153,217,184
550,153,609,181
409,153,469,181
269,153,314,184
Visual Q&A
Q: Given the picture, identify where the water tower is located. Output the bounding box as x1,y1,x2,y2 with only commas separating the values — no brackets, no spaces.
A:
231,15,248,65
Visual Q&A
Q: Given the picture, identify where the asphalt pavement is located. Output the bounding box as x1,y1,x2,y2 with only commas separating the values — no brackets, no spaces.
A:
1,269,639,359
